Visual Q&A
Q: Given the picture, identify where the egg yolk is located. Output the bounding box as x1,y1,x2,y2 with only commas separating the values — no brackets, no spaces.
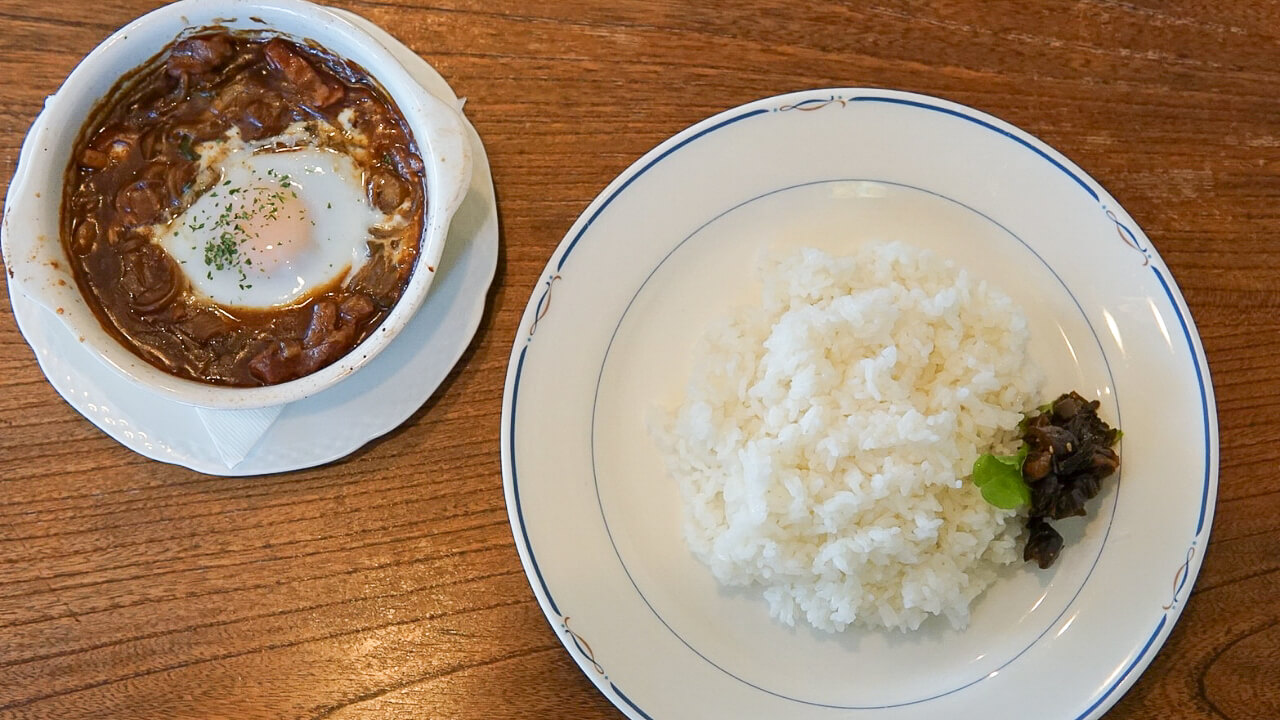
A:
237,184,313,270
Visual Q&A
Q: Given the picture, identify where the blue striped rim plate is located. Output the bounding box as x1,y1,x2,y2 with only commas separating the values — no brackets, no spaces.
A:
501,88,1217,719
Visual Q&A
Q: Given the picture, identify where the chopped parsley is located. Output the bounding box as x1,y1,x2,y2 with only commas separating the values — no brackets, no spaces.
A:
189,170,302,291
178,136,197,161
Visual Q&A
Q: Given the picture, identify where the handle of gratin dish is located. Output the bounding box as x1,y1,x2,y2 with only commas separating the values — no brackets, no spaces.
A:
1,96,82,316
404,81,473,245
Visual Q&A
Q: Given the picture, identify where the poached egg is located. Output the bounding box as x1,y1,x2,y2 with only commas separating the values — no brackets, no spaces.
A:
155,126,386,309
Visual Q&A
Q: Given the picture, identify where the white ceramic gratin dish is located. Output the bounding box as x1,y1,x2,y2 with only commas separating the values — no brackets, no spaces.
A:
1,0,472,409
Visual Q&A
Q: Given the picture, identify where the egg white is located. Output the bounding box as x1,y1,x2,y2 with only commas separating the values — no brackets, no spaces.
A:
155,131,384,309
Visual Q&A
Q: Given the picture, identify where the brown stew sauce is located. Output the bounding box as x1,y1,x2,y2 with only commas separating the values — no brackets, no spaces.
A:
62,32,426,386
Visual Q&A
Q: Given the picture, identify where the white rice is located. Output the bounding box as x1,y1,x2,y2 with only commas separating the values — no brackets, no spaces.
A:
656,241,1041,632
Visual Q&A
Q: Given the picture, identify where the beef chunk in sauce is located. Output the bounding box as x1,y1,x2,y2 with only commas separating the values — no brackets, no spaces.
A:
263,38,344,108
167,35,233,76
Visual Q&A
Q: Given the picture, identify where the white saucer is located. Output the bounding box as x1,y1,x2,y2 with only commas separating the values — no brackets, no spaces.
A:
8,11,498,476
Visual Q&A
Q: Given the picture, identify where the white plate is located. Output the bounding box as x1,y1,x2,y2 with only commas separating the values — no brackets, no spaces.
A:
501,89,1217,719
7,11,498,476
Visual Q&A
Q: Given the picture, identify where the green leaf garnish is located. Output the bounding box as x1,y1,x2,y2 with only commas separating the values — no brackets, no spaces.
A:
1018,404,1051,433
972,445,1031,510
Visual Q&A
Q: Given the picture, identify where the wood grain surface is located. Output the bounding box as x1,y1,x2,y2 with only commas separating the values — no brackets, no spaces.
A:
1,1,1277,718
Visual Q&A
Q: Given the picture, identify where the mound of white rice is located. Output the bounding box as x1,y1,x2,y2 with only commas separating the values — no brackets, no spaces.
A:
656,241,1042,632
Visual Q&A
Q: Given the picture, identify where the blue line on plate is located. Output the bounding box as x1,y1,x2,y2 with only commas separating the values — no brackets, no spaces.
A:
508,343,561,617
850,95,1100,202
612,683,656,720
1152,266,1213,537
554,109,769,273
1074,615,1167,720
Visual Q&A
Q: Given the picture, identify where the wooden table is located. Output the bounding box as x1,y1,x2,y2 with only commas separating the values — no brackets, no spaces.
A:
1,1,1277,718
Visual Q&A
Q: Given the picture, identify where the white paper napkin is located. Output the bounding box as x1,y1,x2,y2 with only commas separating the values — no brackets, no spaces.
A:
195,405,286,469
